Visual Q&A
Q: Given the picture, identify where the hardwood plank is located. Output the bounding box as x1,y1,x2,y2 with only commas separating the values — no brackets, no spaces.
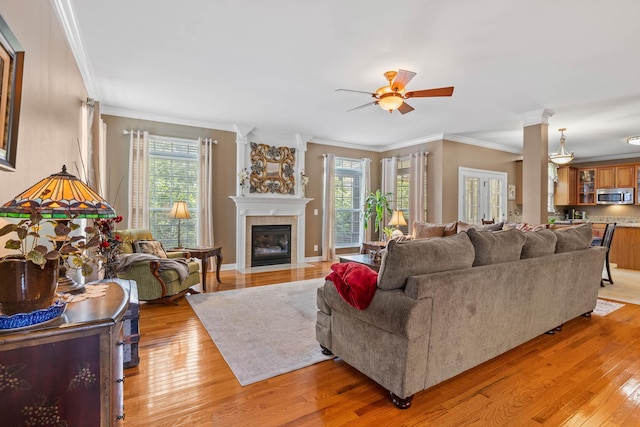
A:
123,262,640,426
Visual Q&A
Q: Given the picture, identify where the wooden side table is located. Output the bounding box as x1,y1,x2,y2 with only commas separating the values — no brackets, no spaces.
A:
360,241,386,255
338,254,381,272
185,246,223,292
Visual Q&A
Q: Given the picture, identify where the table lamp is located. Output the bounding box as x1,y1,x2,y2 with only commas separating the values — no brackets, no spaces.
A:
0,165,116,293
388,210,407,240
168,201,191,249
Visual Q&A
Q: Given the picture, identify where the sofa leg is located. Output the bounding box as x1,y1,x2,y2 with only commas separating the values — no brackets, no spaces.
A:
545,329,555,335
582,311,592,317
320,345,333,356
555,325,563,332
390,392,413,409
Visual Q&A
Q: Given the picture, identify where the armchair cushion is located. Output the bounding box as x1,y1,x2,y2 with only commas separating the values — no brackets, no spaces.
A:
134,240,168,258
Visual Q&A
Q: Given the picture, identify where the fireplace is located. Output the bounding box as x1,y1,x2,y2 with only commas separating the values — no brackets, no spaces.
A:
251,225,292,267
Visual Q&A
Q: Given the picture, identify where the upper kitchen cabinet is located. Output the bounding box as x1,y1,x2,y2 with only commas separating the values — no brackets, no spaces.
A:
577,168,596,205
554,166,577,206
597,165,635,188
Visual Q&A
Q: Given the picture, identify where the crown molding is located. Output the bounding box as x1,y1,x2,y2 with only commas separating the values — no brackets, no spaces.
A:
520,108,555,127
51,0,100,98
100,106,238,133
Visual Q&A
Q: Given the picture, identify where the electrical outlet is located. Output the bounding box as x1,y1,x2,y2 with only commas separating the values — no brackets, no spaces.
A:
314,209,318,215
314,244,318,251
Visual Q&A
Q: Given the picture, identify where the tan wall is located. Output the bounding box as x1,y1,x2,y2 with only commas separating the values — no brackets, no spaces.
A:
383,139,520,224
0,2,88,258
101,115,237,260
305,142,381,256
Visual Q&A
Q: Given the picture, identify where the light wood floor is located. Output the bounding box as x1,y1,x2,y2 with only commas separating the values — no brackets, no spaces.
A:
123,262,640,426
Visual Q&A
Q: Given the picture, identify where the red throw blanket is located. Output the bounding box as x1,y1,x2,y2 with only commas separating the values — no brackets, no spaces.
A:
326,262,378,310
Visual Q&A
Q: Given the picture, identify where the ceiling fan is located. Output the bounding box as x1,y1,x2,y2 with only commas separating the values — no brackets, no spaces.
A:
336,69,454,114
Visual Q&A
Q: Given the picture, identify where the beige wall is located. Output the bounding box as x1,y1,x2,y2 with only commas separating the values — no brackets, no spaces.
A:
101,115,237,261
0,1,88,258
305,142,381,256
383,139,520,224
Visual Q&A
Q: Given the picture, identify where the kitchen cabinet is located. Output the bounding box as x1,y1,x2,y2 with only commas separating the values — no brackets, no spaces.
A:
577,168,596,205
0,281,129,426
636,165,640,204
554,166,577,206
597,165,635,188
609,225,640,270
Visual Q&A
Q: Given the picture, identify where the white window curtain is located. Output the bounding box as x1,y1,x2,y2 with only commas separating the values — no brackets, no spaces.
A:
361,157,371,243
127,130,150,229
409,151,428,234
198,137,216,271
548,162,559,213
381,156,397,230
322,153,336,261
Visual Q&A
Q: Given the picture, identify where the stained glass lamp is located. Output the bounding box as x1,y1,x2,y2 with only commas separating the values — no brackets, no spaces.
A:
0,165,116,293
0,165,116,219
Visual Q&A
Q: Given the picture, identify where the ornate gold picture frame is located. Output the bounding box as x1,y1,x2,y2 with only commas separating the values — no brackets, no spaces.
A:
249,142,296,194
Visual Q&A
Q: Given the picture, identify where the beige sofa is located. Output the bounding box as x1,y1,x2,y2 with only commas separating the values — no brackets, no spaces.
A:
316,224,607,408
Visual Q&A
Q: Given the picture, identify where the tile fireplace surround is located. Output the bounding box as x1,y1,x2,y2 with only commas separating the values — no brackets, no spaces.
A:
230,196,313,270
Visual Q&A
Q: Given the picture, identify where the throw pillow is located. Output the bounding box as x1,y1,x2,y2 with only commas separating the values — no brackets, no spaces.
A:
326,262,379,310
553,223,593,253
377,232,475,290
466,228,526,266
520,229,557,259
133,240,168,258
413,221,457,239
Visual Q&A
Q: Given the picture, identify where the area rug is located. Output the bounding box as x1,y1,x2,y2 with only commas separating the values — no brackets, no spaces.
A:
593,298,625,316
186,278,334,386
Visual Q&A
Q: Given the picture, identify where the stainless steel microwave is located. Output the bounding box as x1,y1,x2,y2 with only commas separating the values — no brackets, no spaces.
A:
596,187,634,205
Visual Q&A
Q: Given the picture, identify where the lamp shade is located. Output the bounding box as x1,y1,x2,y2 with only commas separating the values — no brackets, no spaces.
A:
549,128,574,165
388,210,407,227
378,93,404,112
168,201,191,219
0,165,116,219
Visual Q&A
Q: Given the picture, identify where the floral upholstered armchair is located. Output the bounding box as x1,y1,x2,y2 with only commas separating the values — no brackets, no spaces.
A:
114,229,200,303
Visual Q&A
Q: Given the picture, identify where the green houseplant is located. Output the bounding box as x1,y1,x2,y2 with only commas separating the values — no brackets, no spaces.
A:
0,211,103,315
363,190,393,238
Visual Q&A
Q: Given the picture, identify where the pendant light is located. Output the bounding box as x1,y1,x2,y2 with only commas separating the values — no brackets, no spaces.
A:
549,128,574,165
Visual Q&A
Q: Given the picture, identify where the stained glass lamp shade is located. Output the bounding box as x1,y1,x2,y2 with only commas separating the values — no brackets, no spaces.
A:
0,165,116,219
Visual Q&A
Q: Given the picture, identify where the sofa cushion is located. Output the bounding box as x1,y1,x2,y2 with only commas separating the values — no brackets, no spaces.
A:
377,232,475,290
134,240,168,258
520,229,558,259
553,223,593,253
457,221,504,233
326,262,379,310
466,228,526,266
413,221,457,239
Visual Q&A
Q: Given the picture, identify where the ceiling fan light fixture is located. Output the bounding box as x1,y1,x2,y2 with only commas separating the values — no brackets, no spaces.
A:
549,128,574,165
378,92,404,112
626,136,640,145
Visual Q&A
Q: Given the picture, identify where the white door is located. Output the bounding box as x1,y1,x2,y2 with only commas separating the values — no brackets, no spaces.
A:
458,167,507,224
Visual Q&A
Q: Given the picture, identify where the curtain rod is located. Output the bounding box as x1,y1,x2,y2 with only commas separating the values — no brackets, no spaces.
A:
122,129,217,144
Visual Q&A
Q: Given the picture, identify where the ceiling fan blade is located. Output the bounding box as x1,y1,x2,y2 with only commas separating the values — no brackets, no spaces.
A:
335,88,377,96
391,69,417,91
347,101,377,112
397,102,414,115
405,86,455,98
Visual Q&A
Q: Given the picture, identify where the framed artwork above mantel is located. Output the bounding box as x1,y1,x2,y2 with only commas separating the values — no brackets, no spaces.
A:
0,13,24,172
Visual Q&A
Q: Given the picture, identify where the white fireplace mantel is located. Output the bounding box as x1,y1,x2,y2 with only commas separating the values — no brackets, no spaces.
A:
230,196,313,269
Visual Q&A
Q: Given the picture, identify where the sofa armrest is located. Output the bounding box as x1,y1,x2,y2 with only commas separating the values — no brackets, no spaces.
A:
166,250,191,259
322,280,432,339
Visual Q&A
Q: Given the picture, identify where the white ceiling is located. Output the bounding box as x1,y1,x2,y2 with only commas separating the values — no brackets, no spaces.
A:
59,0,640,161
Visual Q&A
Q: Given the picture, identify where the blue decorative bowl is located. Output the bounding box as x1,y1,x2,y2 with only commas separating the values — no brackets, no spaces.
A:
0,300,67,330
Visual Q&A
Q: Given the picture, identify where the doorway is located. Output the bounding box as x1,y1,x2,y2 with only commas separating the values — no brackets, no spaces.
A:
458,167,507,224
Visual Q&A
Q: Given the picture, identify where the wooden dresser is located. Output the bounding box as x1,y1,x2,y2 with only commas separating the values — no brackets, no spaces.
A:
0,281,130,426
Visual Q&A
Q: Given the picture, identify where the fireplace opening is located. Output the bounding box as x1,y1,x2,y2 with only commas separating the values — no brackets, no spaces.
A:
251,225,292,267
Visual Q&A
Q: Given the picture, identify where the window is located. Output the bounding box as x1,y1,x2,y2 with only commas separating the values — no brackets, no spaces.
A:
395,158,410,234
334,157,363,247
148,136,199,248
458,167,507,224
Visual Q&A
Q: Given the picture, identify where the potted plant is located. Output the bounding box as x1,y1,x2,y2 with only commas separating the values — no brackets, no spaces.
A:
363,190,393,240
0,210,102,315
